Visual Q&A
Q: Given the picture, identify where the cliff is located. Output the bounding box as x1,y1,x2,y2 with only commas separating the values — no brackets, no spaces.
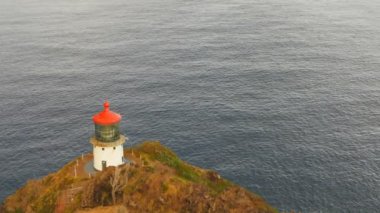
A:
2,141,277,213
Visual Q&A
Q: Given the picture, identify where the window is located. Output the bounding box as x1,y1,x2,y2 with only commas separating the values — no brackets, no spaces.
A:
95,124,120,142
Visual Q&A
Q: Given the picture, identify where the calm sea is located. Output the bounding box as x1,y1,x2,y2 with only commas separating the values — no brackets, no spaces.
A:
0,0,379,211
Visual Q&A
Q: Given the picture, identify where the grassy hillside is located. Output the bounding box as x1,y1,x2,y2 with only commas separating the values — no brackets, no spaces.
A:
2,141,277,213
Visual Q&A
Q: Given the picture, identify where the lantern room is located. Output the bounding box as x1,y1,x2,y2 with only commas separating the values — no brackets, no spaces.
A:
93,101,121,142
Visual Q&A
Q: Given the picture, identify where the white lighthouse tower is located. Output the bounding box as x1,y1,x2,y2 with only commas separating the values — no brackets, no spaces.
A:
90,101,127,171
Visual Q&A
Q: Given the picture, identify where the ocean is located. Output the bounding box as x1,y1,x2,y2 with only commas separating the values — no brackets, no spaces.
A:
0,0,379,211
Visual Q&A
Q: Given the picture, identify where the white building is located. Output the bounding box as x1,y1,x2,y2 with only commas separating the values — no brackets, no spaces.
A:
90,101,127,171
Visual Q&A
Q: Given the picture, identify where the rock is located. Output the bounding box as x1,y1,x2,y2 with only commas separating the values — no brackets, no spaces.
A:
158,196,165,204
128,200,137,208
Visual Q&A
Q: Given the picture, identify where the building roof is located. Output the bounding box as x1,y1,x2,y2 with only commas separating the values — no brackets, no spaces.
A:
92,101,122,125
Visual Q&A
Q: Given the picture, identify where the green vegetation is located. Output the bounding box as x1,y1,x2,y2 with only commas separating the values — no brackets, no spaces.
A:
14,208,23,213
161,182,169,193
145,166,155,173
136,141,232,194
136,141,201,182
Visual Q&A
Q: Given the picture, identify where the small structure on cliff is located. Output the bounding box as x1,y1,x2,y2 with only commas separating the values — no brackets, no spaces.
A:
90,101,127,171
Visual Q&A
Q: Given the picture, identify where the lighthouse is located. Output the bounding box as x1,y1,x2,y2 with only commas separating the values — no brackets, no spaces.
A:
90,101,127,171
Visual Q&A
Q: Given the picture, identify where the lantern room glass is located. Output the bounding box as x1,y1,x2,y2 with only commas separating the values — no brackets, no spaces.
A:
95,123,120,142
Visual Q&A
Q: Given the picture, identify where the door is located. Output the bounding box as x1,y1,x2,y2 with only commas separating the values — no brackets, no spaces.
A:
102,161,107,170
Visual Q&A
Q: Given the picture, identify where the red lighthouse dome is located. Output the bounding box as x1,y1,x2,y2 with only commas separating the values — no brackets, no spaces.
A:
93,101,122,125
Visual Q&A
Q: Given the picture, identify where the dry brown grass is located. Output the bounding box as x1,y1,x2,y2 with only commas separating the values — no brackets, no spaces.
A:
2,141,277,213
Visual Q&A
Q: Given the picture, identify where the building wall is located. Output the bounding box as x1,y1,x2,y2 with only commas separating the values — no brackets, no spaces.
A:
93,145,124,171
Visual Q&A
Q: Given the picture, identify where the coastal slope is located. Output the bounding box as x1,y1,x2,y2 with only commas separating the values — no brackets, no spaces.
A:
2,141,277,213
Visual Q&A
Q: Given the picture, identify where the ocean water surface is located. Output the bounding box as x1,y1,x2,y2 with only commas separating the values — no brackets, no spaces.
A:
0,0,379,211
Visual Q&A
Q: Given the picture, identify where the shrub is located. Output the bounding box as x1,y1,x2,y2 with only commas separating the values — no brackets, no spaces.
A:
137,141,201,182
